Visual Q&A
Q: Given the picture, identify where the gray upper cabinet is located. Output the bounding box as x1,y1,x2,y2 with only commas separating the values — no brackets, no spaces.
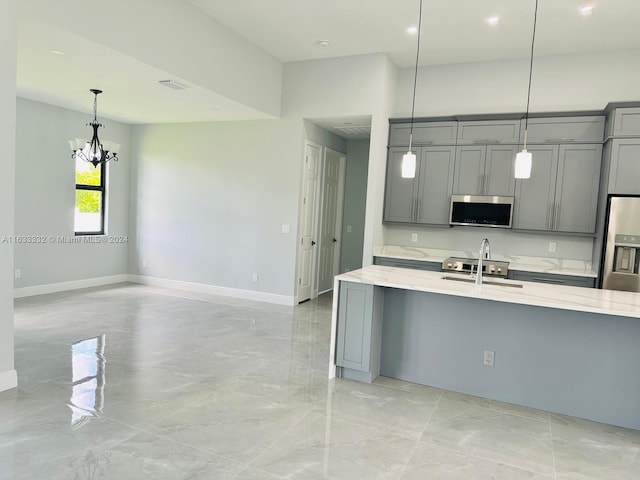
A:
513,145,558,231
514,144,602,233
611,108,640,137
383,146,454,225
608,139,640,194
453,145,516,196
554,144,602,233
456,120,520,144
383,147,419,223
416,146,455,224
389,122,458,146
522,116,605,143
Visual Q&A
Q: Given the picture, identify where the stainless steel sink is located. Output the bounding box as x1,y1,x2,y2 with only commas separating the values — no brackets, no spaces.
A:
441,275,523,288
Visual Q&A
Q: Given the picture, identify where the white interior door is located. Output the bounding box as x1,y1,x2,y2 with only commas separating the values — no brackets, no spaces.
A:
317,149,346,294
296,142,321,303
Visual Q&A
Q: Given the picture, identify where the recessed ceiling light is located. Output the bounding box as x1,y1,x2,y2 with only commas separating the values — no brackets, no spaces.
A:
406,26,418,35
487,16,500,25
48,49,65,55
580,5,594,14
318,40,330,47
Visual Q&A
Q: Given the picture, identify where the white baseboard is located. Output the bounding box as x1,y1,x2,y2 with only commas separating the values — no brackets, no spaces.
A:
0,369,17,392
128,274,295,306
13,274,129,299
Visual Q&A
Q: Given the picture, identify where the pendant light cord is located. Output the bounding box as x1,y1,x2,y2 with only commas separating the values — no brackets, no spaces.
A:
409,0,424,150
523,0,539,148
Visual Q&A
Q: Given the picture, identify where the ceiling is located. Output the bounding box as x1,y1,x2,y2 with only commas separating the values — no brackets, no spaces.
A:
15,0,640,130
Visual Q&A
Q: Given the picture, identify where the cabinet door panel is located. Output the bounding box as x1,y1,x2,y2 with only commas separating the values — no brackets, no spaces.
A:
613,108,640,137
383,147,419,222
336,282,373,372
522,116,605,143
457,120,520,144
513,145,558,231
485,145,517,196
608,139,640,194
453,146,485,195
555,144,602,233
390,122,458,146
416,147,455,225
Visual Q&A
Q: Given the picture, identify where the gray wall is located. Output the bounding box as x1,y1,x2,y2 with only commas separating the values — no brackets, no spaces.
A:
129,118,302,297
0,0,17,391
340,139,370,273
13,98,131,288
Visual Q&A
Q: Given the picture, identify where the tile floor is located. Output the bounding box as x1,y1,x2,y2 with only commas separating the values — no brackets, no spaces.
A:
1,283,639,479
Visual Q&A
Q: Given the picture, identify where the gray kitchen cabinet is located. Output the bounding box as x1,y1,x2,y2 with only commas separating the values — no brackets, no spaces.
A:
522,116,605,143
383,146,455,225
335,281,382,382
611,108,640,137
513,145,558,231
453,144,517,195
514,144,602,233
608,139,640,194
456,120,520,144
383,147,419,223
389,122,458,146
373,257,442,272
554,144,602,233
508,270,596,288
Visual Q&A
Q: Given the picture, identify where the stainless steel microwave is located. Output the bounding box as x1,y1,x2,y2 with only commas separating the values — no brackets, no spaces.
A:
449,195,514,228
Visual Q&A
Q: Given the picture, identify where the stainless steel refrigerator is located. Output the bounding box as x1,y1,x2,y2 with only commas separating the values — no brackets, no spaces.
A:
601,195,640,292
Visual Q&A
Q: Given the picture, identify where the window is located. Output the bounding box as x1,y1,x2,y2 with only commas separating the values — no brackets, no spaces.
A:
75,158,106,235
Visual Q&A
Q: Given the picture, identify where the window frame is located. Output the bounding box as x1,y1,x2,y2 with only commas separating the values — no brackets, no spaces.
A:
74,161,106,236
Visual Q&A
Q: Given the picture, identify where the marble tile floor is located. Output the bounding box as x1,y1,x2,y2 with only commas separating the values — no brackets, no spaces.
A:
2,283,640,479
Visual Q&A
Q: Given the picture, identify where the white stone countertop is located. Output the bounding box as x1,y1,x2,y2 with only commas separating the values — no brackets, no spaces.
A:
336,265,640,318
374,245,597,278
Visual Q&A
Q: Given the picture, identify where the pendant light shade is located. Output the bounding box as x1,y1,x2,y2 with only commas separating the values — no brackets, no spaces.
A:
402,151,417,178
515,0,539,180
401,0,424,180
514,149,532,179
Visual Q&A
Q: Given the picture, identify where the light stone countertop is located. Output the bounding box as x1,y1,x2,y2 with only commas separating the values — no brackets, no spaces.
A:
374,245,597,278
336,265,640,319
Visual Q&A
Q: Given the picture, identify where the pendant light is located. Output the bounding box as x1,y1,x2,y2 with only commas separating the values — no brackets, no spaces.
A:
69,89,120,168
401,0,424,179
515,0,539,179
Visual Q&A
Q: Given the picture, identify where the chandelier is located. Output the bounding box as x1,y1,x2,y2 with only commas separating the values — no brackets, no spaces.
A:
68,89,120,168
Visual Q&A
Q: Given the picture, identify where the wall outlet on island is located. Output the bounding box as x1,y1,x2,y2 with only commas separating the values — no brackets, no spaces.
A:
14,269,21,279
548,242,557,253
411,233,418,242
483,350,495,367
252,273,259,283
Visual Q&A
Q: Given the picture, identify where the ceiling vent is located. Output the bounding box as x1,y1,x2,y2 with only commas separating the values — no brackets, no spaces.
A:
158,80,187,90
333,125,371,137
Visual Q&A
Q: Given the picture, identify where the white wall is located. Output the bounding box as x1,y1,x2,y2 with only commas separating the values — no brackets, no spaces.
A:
393,50,640,117
0,0,17,392
13,98,131,291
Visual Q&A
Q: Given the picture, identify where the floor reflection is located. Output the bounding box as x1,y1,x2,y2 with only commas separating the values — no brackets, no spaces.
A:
68,335,106,428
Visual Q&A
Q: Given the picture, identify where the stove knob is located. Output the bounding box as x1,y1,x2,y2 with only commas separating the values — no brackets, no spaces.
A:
447,263,453,268
497,268,502,273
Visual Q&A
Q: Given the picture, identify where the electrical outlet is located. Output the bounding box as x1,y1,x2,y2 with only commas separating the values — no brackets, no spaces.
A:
142,259,148,269
411,233,418,242
14,269,21,279
483,350,495,367
347,225,353,233
252,273,259,283
281,224,290,234
548,242,557,253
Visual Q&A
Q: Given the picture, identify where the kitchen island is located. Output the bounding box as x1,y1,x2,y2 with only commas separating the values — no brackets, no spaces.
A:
329,265,640,430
